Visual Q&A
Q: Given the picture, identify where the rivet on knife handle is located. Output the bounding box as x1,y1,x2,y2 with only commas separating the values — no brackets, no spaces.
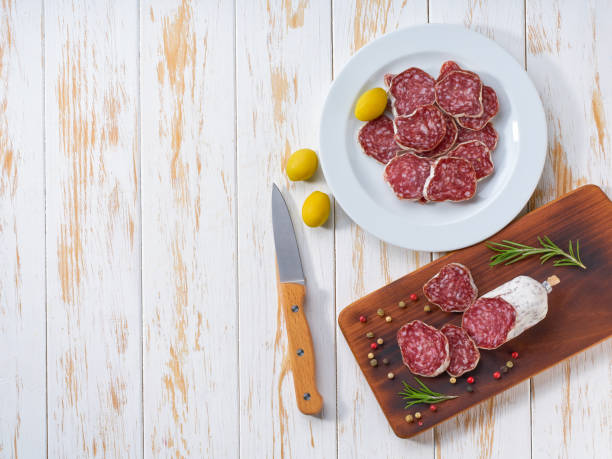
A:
279,282,323,415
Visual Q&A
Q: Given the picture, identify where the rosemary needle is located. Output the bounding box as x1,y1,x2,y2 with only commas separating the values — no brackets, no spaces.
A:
399,378,458,409
486,236,586,270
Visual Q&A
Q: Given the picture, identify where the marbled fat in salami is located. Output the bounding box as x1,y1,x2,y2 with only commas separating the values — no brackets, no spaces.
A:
462,297,516,349
457,86,499,130
357,115,398,164
440,324,480,377
417,113,458,158
383,152,432,200
437,60,461,81
457,122,498,151
389,68,436,116
423,263,478,312
435,70,483,117
423,157,477,202
449,140,494,180
394,105,446,152
397,320,450,377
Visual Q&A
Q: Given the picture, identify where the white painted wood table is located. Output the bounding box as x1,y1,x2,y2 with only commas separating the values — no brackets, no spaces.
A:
1,0,610,457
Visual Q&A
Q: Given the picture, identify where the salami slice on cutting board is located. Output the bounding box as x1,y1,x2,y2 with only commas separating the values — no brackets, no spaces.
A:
397,320,450,377
435,70,483,118
383,152,432,200
423,157,477,202
416,113,458,158
440,324,480,377
462,276,550,349
449,140,494,180
456,86,499,130
457,122,498,151
358,115,399,164
423,262,478,312
394,105,447,152
389,67,436,116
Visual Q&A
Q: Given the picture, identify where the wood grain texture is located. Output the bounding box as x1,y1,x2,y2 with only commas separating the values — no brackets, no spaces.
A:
428,1,531,456
236,0,336,457
339,185,612,439
141,0,238,457
332,1,433,456
45,0,142,456
0,0,46,456
526,1,612,457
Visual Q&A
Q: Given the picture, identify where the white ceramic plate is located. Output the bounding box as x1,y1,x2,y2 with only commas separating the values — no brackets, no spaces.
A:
319,24,546,252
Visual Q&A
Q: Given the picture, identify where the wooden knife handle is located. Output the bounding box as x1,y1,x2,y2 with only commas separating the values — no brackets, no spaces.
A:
279,282,323,415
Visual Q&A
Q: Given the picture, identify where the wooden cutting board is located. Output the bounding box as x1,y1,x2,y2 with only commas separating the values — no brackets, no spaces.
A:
338,185,612,439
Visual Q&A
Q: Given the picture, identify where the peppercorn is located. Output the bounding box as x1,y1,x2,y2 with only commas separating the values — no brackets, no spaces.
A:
423,305,431,313
387,372,395,380
467,376,474,384
370,343,378,350
377,308,385,317
506,361,514,368
382,358,389,365
466,385,474,393
398,301,406,308
366,331,374,339
449,377,457,384
414,412,422,419
370,359,378,367
405,414,414,423
493,371,501,379
429,404,437,412
511,351,519,359
367,352,374,359
377,338,384,345
385,316,392,323
410,293,418,301
359,315,367,323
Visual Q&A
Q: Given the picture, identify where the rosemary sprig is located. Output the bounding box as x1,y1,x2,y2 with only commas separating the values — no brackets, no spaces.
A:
399,377,458,409
486,236,586,269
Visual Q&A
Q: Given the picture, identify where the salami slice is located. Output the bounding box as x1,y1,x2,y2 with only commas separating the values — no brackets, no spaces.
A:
383,152,432,200
423,157,477,202
440,324,480,377
435,70,483,118
457,86,499,130
423,263,478,312
384,73,395,87
449,140,494,180
438,60,461,81
389,68,436,116
457,122,498,151
394,105,446,152
417,113,458,158
397,320,450,377
357,115,398,164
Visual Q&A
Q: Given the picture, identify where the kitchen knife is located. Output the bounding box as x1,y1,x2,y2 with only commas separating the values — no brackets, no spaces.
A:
271,183,323,415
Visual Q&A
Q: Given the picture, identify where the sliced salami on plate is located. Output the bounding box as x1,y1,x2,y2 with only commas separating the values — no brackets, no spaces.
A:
456,85,499,130
416,113,458,158
449,140,494,180
358,115,399,164
397,320,450,377
437,60,461,81
440,324,480,377
457,122,499,151
389,67,436,116
423,156,477,202
435,70,483,118
394,105,447,152
423,262,478,312
383,152,432,200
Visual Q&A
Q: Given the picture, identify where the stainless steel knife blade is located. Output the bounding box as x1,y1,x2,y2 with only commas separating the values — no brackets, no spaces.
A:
272,184,305,285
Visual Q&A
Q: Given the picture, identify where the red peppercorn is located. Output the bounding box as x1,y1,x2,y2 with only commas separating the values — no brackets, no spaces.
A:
410,293,418,301
359,315,367,323
511,351,519,359
418,421,423,426
493,371,501,379
370,343,378,350
429,404,437,412
467,376,475,384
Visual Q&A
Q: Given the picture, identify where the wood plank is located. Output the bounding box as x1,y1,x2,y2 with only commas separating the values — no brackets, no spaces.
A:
236,0,336,457
45,1,142,456
332,1,432,456
526,1,612,457
0,0,46,456
427,1,530,456
339,185,612,439
141,1,238,457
